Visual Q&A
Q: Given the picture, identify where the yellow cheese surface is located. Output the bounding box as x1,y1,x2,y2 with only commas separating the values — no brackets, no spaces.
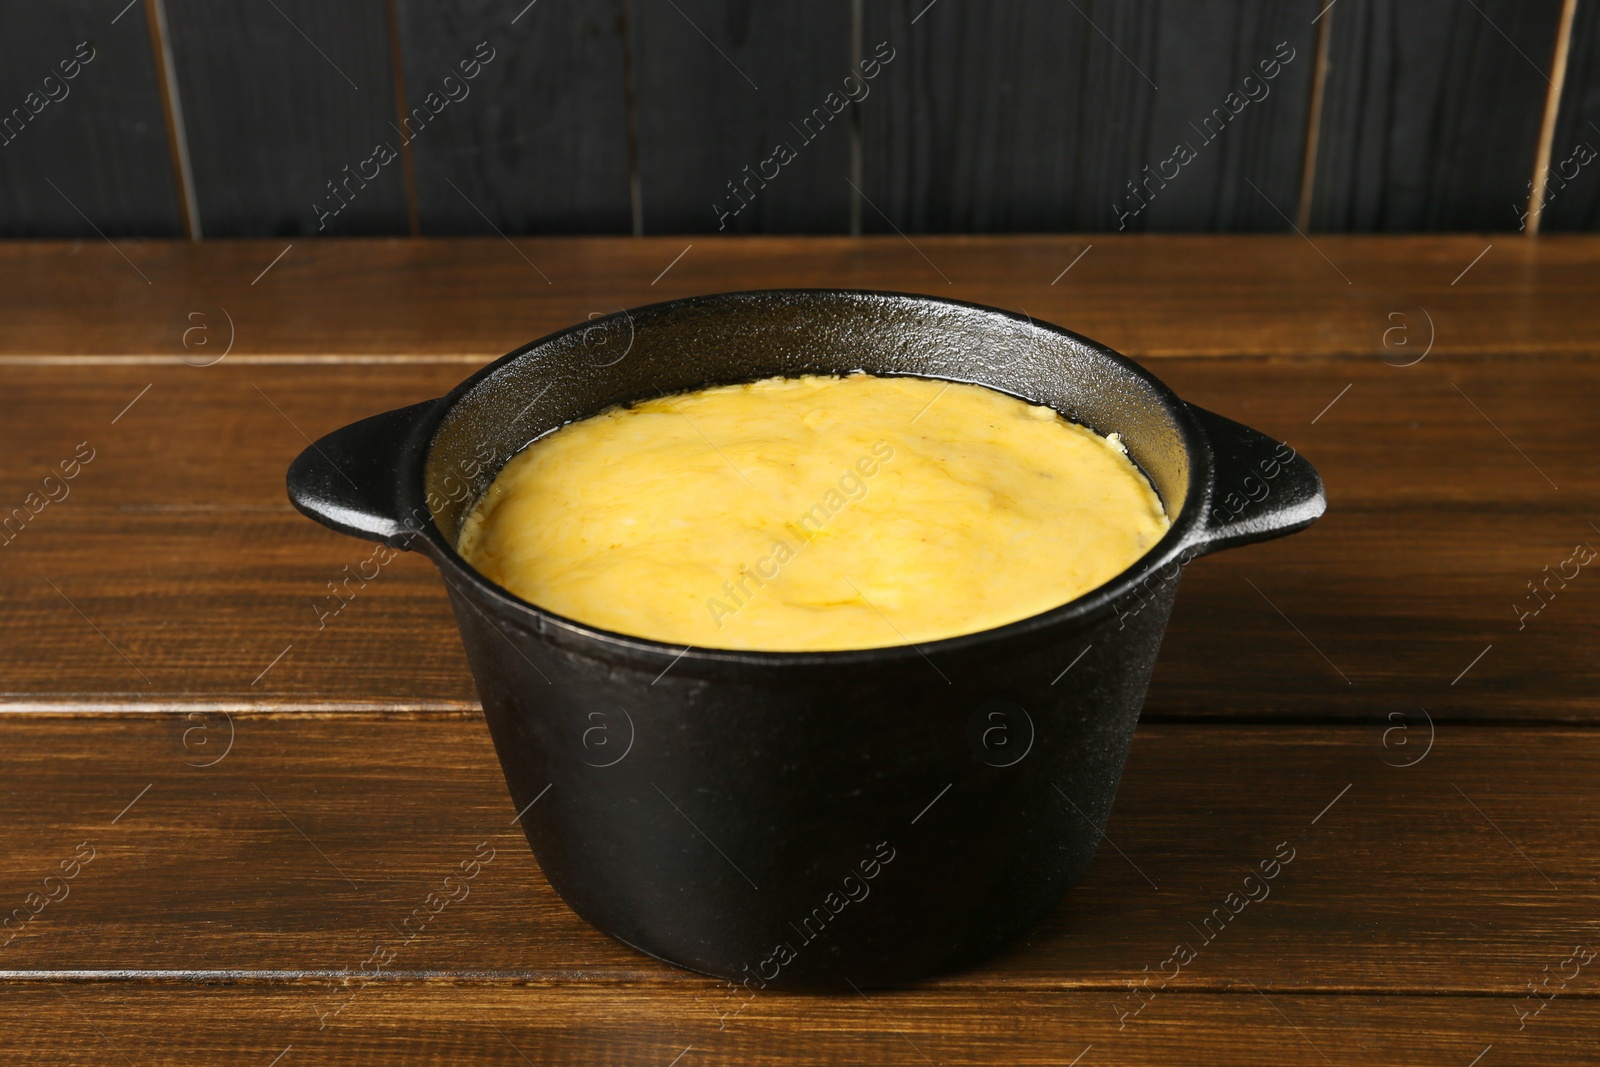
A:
457,374,1170,651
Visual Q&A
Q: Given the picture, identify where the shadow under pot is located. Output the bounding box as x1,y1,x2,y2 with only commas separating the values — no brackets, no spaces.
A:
286,289,1324,991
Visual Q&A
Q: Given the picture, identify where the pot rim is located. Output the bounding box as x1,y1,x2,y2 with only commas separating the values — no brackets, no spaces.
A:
404,288,1222,669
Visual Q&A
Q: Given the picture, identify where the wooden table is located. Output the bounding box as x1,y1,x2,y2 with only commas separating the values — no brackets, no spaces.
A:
2,235,1597,1065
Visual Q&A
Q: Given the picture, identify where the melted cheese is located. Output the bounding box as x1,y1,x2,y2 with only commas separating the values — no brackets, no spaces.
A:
457,374,1169,651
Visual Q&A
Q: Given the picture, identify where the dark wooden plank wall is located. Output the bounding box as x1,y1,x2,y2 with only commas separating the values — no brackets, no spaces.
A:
163,0,408,236
861,0,1315,233
1546,0,1600,229
1309,0,1566,232
395,0,633,235
0,0,182,237
0,0,1595,236
631,0,854,234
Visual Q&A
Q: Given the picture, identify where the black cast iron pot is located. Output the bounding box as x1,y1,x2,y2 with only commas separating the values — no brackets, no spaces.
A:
287,289,1324,991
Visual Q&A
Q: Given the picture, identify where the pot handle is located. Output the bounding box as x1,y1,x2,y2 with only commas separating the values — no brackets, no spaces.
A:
1186,403,1326,557
285,400,438,550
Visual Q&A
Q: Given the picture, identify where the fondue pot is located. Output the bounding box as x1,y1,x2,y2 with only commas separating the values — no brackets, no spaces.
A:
287,290,1324,990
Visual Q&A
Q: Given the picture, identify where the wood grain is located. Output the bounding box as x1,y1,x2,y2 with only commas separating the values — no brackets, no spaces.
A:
394,0,633,235
860,0,1315,233
632,0,854,233
0,718,1596,997
163,0,409,236
0,236,1598,360
0,0,182,237
2,985,1593,1065
0,2,1593,241
0,357,1595,715
1543,0,1600,232
1310,0,1563,231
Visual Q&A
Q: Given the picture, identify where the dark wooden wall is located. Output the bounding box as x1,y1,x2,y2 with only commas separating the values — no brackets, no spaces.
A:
1310,0,1567,231
1549,0,1600,228
859,0,1316,233
0,0,182,236
0,0,1591,236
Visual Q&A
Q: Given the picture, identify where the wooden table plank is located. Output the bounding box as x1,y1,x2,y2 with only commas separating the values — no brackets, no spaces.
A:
1,718,1595,995
2,359,1595,716
3,985,1588,1066
6,354,1597,511
1,236,1597,361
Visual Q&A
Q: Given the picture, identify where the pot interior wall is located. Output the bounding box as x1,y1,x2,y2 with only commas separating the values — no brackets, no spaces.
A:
424,291,1192,547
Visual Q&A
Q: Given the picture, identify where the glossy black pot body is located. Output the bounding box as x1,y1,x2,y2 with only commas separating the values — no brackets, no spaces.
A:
287,290,1324,991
